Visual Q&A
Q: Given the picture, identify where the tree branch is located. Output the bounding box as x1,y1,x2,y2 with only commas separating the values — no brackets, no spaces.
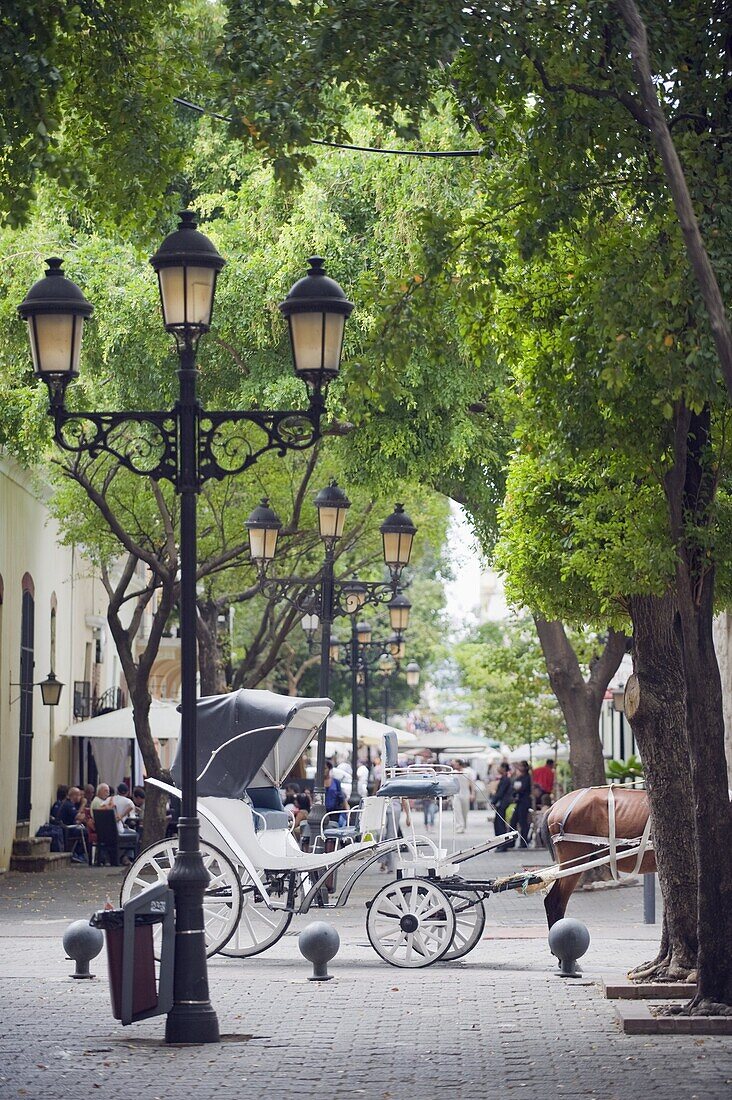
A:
614,0,732,399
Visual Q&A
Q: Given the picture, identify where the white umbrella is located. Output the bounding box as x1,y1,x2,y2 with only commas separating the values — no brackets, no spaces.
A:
507,739,569,763
325,713,416,748
60,698,181,740
407,731,496,754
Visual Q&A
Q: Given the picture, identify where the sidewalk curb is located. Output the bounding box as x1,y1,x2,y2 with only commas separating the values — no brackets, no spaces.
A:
615,1001,732,1035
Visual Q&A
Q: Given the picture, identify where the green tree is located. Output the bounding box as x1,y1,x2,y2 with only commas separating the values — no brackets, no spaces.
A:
455,618,567,748
0,0,219,231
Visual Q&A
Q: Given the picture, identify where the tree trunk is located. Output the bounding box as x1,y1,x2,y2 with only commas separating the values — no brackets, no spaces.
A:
615,0,732,399
535,619,626,788
103,554,174,849
625,593,697,980
675,568,732,1009
129,683,169,851
664,403,732,1011
197,598,229,696
535,620,627,884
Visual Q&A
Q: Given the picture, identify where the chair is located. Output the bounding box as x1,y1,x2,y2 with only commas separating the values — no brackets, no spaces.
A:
60,823,90,864
317,796,386,852
93,809,137,867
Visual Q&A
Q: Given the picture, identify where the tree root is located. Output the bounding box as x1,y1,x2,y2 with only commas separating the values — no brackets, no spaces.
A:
664,998,732,1017
628,955,696,983
689,999,732,1016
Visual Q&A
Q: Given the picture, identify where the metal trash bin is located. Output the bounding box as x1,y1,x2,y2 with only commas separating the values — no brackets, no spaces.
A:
91,881,174,1026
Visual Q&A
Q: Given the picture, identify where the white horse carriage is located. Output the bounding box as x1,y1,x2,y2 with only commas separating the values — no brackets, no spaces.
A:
121,690,516,968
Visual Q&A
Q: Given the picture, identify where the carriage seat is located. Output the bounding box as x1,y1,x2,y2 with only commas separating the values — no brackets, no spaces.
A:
376,775,460,800
245,786,290,831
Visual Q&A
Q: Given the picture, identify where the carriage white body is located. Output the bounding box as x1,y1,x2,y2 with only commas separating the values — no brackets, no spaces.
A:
121,689,517,967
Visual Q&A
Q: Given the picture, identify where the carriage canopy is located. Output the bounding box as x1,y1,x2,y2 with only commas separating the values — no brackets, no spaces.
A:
170,689,333,799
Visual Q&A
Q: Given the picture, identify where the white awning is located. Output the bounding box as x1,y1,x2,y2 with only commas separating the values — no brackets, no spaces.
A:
324,713,416,748
60,699,180,740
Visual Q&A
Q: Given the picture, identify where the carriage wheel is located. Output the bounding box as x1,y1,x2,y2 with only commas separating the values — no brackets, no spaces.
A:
441,890,486,962
218,867,293,958
366,878,456,968
120,838,242,959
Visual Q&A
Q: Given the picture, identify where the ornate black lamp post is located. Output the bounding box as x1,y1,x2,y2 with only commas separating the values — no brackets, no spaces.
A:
246,486,416,832
18,216,353,1045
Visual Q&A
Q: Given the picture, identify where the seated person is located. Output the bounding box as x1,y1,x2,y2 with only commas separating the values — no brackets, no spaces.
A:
111,783,135,832
50,784,69,823
282,782,300,809
111,783,138,862
56,787,88,862
91,783,113,811
129,786,145,830
290,793,310,839
324,760,348,828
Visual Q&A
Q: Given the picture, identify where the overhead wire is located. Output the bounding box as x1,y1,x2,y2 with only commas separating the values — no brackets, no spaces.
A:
172,97,483,158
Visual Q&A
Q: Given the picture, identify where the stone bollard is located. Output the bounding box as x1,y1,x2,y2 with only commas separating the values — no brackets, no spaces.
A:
63,919,104,979
298,921,340,982
548,917,590,978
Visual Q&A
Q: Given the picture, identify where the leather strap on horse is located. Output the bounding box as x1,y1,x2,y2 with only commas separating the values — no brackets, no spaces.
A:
554,784,653,881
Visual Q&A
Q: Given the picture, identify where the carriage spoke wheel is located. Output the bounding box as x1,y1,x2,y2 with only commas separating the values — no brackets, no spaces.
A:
120,839,242,959
366,879,456,968
218,868,293,958
441,890,486,961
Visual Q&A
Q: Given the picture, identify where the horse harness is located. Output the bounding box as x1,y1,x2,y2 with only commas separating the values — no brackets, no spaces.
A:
551,784,653,880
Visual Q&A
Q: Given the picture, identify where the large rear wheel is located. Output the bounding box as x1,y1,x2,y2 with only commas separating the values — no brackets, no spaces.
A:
366,878,455,968
219,867,293,958
120,838,242,958
441,890,485,961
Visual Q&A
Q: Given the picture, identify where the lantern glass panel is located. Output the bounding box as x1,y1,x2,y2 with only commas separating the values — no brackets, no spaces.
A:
357,623,372,644
289,311,345,378
158,265,216,330
382,529,414,568
406,667,420,688
389,603,410,632
317,504,348,541
29,314,84,375
249,525,279,562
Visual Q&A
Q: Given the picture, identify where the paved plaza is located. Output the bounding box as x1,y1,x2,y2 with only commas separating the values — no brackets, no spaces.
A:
1,811,730,1099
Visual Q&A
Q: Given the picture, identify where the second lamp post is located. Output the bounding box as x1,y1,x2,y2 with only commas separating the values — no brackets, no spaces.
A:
246,485,416,830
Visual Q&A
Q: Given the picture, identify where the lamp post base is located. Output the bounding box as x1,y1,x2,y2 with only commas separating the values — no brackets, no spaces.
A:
165,820,220,1045
165,1002,220,1045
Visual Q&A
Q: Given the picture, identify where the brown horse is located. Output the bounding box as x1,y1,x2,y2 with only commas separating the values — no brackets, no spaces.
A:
543,785,656,928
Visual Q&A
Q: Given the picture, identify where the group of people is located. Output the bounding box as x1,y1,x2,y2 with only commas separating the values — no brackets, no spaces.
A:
278,752,558,857
48,781,145,864
489,758,556,849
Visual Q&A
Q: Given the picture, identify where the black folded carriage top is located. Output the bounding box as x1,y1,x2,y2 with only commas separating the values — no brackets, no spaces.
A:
170,689,334,800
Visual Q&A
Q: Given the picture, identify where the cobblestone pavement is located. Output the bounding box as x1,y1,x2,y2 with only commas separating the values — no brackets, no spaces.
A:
1,811,730,1099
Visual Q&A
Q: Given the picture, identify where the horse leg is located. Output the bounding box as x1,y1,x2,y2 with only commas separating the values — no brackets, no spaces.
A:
544,872,582,929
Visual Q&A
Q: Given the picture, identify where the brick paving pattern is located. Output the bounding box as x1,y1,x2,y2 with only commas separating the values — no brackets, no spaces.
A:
1,811,730,1099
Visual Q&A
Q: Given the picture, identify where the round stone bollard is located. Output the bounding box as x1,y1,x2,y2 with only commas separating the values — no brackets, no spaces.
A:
548,917,590,978
298,921,340,982
63,919,104,979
